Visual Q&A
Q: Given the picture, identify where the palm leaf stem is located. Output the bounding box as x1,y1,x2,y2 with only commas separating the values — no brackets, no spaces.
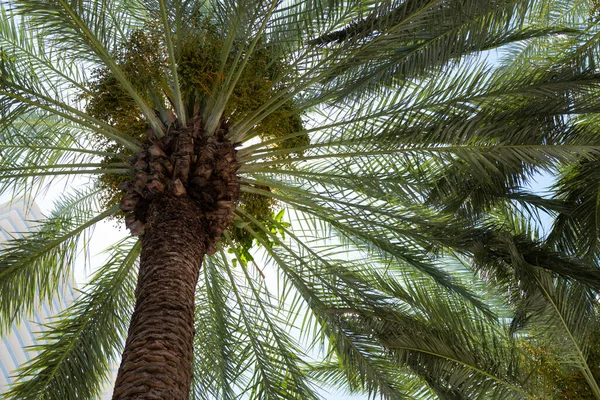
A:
0,88,142,152
99,0,130,47
0,169,129,179
239,144,600,170
0,163,128,172
206,0,280,134
0,145,121,157
158,0,185,126
54,0,164,137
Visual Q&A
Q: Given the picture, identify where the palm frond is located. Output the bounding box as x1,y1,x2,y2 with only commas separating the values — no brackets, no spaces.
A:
156,0,186,125
0,111,131,197
0,190,118,335
10,0,163,136
0,6,88,94
3,238,140,400
521,274,600,398
191,256,244,400
213,246,320,400
234,213,417,399
548,157,600,259
3,0,600,398
236,205,544,399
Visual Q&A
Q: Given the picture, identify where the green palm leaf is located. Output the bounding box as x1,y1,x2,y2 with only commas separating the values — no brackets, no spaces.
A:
4,238,140,400
0,190,118,335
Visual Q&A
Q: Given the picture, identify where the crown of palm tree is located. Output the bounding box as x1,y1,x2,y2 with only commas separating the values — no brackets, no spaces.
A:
1,0,600,399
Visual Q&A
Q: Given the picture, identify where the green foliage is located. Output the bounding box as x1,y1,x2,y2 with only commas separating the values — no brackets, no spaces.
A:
81,27,166,137
4,239,140,400
522,326,600,399
82,20,308,217
79,27,166,210
0,191,118,336
3,0,600,399
177,25,308,153
230,197,290,266
177,22,223,103
548,157,600,260
83,28,165,136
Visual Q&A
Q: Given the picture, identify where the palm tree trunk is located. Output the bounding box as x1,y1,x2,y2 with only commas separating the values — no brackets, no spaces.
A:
112,194,207,399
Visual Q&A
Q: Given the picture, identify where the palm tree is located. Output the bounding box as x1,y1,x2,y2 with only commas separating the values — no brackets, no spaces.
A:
0,0,599,398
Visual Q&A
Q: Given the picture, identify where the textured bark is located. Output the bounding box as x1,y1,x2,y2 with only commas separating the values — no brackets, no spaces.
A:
113,122,239,398
119,125,239,249
112,194,207,400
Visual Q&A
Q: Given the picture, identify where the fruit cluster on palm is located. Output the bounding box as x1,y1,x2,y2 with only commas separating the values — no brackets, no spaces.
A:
0,0,600,399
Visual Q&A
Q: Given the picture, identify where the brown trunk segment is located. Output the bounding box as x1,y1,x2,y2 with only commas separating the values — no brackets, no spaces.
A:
112,194,207,399
113,122,240,398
